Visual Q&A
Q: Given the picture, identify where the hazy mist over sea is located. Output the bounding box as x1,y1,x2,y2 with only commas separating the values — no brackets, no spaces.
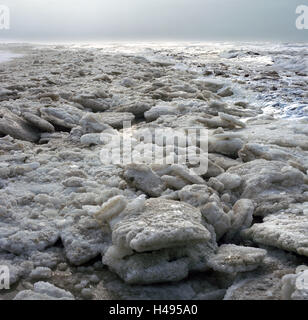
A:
0,0,307,43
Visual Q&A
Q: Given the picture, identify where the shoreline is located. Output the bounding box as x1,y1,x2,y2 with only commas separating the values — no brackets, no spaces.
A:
0,51,24,64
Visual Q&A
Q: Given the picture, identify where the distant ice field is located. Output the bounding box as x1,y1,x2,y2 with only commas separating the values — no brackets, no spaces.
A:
68,41,308,119
0,41,307,118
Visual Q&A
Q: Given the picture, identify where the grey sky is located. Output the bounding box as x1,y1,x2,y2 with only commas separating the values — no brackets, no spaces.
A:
0,0,307,42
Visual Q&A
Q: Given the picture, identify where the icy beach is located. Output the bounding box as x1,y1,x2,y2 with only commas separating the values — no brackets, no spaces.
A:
0,42,307,300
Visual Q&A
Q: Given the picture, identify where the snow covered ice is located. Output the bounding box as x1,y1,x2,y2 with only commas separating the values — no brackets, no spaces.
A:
0,41,307,300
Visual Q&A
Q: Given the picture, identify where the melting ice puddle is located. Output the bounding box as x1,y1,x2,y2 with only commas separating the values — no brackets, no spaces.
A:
0,51,22,63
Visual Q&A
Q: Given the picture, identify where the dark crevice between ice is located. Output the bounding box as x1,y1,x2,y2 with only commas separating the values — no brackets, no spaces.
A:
51,124,72,133
252,215,264,225
80,253,103,267
51,237,65,249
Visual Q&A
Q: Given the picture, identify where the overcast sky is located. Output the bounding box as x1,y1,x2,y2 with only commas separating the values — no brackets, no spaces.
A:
0,0,307,42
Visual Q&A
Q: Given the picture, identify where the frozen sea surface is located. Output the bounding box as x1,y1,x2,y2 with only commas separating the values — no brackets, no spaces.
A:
0,41,307,118
0,41,307,301
70,41,307,119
